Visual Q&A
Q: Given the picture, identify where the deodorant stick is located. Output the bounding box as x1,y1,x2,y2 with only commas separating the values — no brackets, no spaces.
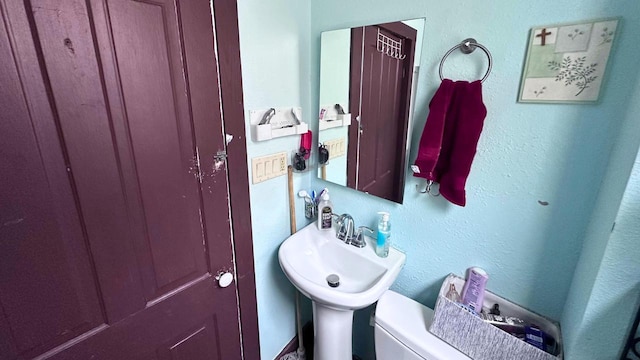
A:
461,267,489,313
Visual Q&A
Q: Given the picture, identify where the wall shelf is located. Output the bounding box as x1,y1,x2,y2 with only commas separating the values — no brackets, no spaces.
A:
250,107,308,142
319,113,351,131
318,104,351,131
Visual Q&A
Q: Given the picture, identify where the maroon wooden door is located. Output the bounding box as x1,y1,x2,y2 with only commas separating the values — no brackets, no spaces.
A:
348,23,416,203
1,0,244,359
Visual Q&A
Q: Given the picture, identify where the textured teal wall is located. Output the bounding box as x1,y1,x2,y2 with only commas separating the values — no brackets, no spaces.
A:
573,149,640,358
308,1,639,359
236,1,313,359
561,73,640,358
235,0,640,358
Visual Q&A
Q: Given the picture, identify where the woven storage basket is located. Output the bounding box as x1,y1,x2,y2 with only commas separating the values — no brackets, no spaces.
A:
429,273,563,360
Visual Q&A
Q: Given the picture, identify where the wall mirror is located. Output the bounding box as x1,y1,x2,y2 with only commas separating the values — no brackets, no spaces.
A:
316,18,425,204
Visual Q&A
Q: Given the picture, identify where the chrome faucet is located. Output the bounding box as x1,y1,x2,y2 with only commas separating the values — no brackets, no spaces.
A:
335,213,354,243
334,213,374,248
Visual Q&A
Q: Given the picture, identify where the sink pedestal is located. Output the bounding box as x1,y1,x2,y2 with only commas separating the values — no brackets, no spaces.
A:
278,224,406,360
313,301,354,360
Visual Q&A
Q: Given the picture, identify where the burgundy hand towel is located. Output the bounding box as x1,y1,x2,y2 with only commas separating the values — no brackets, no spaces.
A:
413,79,486,206
431,81,465,183
439,80,486,206
412,79,455,181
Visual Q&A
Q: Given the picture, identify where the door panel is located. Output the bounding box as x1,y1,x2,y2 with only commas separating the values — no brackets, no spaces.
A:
348,23,416,203
358,26,404,199
177,0,236,276
45,277,223,360
157,317,220,360
25,0,147,322
1,0,243,358
0,6,104,358
106,0,208,295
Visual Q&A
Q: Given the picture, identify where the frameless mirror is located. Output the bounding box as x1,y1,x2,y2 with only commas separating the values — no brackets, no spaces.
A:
317,18,425,204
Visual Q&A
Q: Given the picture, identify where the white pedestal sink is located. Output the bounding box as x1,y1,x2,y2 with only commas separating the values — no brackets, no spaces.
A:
278,223,406,360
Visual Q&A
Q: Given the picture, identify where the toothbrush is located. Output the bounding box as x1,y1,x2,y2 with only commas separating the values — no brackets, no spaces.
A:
317,188,327,200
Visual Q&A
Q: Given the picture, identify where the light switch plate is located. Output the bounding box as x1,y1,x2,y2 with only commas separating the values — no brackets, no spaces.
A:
251,151,287,184
324,137,346,160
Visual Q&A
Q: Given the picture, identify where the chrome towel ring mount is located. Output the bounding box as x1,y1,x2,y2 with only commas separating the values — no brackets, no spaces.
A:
438,38,493,83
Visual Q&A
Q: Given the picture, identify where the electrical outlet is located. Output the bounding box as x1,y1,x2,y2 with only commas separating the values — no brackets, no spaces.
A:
324,137,346,160
251,151,287,184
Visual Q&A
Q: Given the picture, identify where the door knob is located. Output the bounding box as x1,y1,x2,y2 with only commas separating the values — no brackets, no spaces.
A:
217,272,234,288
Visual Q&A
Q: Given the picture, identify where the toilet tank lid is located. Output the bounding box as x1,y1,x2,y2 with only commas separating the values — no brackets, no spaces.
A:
375,290,471,360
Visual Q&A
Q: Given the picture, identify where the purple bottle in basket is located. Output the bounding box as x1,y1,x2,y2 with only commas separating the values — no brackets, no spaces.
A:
461,267,488,313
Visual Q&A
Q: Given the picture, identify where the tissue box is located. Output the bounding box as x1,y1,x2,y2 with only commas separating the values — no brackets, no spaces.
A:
429,274,563,360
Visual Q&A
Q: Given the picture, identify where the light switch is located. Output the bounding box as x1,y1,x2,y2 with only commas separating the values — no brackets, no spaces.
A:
256,162,264,178
251,151,287,184
324,137,346,160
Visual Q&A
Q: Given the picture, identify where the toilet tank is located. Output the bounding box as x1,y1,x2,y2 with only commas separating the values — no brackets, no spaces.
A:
375,325,424,360
374,290,470,360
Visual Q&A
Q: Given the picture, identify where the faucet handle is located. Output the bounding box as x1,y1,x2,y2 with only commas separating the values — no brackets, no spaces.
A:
358,226,374,234
353,226,374,248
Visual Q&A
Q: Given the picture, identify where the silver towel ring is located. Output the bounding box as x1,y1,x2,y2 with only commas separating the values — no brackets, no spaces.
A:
438,38,493,83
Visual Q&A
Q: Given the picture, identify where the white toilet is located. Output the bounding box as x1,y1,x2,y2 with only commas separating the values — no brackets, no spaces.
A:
374,290,471,360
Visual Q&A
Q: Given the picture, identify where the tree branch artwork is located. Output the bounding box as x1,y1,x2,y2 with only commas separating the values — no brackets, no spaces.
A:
548,56,598,96
599,27,614,46
567,28,584,40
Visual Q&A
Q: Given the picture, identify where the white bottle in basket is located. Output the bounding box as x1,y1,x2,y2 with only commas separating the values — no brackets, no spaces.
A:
461,267,488,313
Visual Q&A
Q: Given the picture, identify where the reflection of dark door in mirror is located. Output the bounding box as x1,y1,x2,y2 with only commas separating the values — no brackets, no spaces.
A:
348,23,416,203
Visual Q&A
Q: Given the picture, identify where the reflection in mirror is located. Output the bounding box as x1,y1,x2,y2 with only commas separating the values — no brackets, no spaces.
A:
317,19,425,204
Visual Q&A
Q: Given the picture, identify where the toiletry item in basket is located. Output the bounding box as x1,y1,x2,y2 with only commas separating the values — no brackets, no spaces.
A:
481,312,527,333
461,267,488,312
525,325,545,350
445,283,462,303
489,303,501,315
483,315,559,356
456,302,479,317
523,325,559,356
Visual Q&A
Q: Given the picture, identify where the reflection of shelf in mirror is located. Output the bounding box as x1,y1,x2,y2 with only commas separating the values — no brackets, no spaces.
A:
319,113,351,131
250,107,309,142
254,123,309,141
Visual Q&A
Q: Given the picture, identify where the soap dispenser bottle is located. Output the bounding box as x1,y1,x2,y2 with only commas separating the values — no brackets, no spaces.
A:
376,212,391,257
317,189,333,231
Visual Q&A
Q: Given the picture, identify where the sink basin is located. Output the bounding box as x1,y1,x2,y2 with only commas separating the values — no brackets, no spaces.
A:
279,222,406,310
278,222,406,360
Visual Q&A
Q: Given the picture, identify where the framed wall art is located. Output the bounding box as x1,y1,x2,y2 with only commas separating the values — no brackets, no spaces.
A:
518,18,619,104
